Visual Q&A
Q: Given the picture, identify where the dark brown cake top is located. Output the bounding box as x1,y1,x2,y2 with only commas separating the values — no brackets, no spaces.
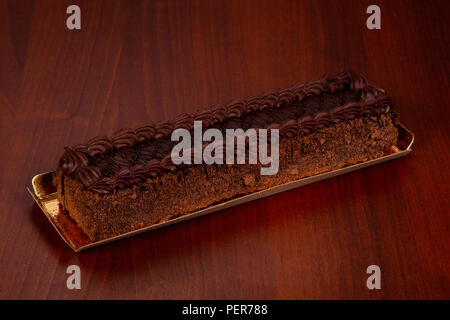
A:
58,71,396,194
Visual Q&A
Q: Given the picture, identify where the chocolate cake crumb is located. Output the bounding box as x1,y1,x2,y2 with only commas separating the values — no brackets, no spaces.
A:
55,71,399,241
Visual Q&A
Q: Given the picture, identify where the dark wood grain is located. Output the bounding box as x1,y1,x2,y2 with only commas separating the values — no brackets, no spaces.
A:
0,0,448,299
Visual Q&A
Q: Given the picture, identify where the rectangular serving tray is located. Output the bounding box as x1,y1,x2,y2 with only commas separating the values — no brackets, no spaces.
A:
28,123,414,252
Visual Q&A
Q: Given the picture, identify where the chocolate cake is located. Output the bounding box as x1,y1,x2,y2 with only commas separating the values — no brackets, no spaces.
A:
54,71,399,241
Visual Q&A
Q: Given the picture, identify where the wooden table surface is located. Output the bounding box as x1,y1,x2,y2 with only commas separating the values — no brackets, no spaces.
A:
0,0,448,299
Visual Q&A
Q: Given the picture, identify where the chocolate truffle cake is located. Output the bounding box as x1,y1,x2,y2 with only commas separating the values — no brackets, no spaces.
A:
55,71,399,241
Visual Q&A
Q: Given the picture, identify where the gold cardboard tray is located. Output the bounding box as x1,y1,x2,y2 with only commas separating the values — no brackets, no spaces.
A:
28,124,414,252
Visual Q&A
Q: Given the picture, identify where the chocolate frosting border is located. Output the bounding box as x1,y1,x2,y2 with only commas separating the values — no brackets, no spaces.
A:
58,71,396,194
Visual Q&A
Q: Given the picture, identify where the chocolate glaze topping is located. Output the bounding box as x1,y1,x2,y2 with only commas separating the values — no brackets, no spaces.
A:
58,71,396,194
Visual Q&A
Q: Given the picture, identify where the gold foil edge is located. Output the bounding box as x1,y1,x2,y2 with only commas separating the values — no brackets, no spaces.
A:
28,122,415,252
